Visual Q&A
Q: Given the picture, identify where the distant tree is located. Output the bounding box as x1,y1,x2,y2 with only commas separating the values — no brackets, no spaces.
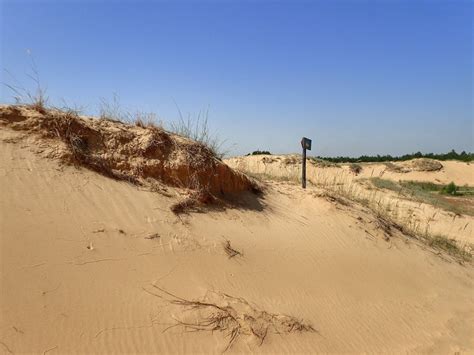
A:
247,150,271,156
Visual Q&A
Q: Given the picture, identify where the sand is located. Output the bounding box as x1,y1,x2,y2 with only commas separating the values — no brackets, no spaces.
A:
1,121,474,353
227,154,474,246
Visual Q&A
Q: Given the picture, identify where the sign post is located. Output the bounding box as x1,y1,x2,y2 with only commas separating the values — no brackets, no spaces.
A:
301,137,312,189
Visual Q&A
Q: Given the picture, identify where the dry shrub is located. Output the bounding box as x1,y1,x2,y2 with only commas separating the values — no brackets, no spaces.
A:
372,214,399,241
261,156,277,164
384,162,408,173
39,110,140,184
283,155,302,166
308,158,339,168
170,189,215,214
349,163,362,175
143,285,316,352
410,158,443,172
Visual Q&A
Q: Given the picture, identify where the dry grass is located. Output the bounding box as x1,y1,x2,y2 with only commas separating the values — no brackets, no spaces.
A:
370,178,474,217
168,105,228,159
143,285,315,352
306,170,472,262
384,162,407,173
3,54,48,114
45,111,141,184
2,105,260,200
134,111,163,129
307,157,340,168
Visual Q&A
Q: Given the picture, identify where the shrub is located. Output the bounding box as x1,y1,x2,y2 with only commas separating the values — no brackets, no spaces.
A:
349,163,362,175
442,182,458,195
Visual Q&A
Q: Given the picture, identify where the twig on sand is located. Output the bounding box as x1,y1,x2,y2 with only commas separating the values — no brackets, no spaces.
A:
70,258,122,266
42,345,58,355
0,340,13,354
145,233,160,240
22,262,46,268
42,283,62,296
95,315,162,338
223,240,243,258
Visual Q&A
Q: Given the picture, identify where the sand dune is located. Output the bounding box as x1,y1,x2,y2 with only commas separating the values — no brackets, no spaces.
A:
227,154,474,246
1,107,474,354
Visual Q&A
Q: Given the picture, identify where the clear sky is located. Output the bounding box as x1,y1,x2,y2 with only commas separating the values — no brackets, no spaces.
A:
1,0,472,157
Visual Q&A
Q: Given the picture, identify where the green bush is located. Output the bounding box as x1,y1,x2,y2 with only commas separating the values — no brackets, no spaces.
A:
442,182,458,195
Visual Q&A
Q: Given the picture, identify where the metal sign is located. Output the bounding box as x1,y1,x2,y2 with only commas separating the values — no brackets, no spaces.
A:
301,137,312,150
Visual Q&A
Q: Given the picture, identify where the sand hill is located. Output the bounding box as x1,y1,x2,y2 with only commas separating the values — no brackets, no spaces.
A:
1,105,473,354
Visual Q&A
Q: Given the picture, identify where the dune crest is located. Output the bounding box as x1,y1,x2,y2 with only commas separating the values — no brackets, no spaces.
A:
0,105,256,197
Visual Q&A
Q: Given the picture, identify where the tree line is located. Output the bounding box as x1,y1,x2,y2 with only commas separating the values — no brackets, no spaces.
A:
315,150,473,163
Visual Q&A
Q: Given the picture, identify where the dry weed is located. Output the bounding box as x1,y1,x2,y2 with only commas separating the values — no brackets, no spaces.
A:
143,285,316,352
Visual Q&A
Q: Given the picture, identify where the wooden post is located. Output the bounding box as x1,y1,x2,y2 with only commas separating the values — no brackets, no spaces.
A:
300,137,312,189
302,145,307,188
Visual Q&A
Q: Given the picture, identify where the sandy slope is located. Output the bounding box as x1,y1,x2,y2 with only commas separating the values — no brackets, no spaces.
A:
226,154,474,186
1,129,474,354
352,160,473,186
227,154,474,246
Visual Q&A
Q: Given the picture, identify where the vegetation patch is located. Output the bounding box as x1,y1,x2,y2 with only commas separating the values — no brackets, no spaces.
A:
307,157,340,168
426,235,471,261
370,178,474,216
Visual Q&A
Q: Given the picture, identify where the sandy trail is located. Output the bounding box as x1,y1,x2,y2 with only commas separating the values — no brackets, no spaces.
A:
1,130,474,354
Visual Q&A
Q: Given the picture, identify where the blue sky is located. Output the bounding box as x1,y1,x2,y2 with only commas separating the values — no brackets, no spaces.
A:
1,0,472,157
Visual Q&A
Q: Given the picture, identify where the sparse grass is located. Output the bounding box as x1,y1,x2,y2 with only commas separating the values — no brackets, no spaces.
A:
98,93,131,122
3,54,48,113
134,111,162,128
370,178,474,216
426,235,471,260
359,198,472,262
371,177,402,191
243,171,300,184
384,162,406,173
307,157,340,168
169,105,228,159
305,171,472,262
